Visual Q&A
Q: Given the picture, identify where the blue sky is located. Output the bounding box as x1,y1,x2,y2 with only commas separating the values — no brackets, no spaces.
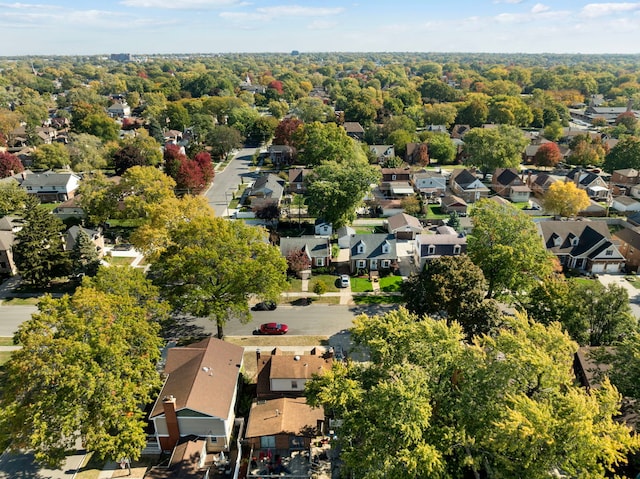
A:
1,0,640,56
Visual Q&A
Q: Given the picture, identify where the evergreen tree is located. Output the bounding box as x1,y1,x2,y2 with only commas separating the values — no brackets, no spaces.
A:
13,199,70,287
71,228,101,278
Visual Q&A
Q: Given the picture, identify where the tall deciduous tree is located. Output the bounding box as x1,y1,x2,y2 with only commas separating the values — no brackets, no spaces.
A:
293,121,354,166
0,151,24,178
206,125,244,160
468,199,553,298
463,125,528,177
543,181,590,218
0,182,29,216
13,199,70,287
603,135,640,172
0,267,166,467
150,214,288,338
113,145,147,176
568,134,607,167
305,154,380,228
533,142,563,167
32,143,71,170
306,309,639,479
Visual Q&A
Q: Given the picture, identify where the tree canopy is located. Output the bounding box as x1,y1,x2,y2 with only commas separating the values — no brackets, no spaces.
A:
543,180,590,218
463,125,528,176
0,266,167,468
306,308,639,479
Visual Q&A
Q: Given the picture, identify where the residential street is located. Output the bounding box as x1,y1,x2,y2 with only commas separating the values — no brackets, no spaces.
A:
205,147,260,217
597,273,640,317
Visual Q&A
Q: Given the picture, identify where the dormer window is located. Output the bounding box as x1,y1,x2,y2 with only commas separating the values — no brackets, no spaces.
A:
381,240,390,254
428,245,436,255
391,174,397,181
357,241,365,254
571,237,579,246
453,244,461,254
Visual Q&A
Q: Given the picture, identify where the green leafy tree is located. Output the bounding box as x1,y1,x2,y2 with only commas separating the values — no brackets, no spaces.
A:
164,102,190,132
0,182,29,216
487,94,533,126
306,309,639,479
603,135,640,172
206,125,244,160
78,113,119,142
13,199,70,287
77,171,119,226
567,133,607,167
313,279,327,296
543,121,564,141
120,129,163,167
456,95,489,127
468,199,554,298
292,97,332,123
594,331,640,400
463,125,528,177
293,121,354,166
67,133,107,172
115,166,176,220
0,267,166,467
419,131,456,164
70,228,101,278
32,143,71,170
305,154,380,228
150,214,288,338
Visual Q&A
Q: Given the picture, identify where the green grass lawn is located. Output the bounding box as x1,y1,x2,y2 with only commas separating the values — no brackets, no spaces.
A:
426,204,449,219
310,275,340,292
105,256,135,266
379,275,403,292
1,297,41,305
353,294,405,305
351,277,373,292
287,278,303,292
0,337,15,346
0,351,13,366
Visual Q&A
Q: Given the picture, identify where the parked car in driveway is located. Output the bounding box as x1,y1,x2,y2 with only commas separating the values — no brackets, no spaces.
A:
339,274,350,288
258,322,289,335
252,301,277,311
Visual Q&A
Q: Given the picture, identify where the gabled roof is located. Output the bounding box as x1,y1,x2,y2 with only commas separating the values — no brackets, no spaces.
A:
0,216,20,232
613,226,640,249
250,174,284,198
343,122,364,133
387,213,422,233
450,169,488,191
0,230,14,251
613,168,639,178
150,338,244,420
21,171,79,189
280,236,330,259
350,233,397,260
288,167,310,184
269,353,333,380
537,220,623,260
493,168,522,187
245,397,324,439
613,196,640,207
441,195,467,208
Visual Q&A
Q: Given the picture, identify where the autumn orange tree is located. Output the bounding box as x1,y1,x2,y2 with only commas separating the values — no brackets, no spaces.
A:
543,181,590,218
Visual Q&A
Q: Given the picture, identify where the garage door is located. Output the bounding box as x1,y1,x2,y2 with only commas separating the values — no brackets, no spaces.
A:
605,263,620,273
591,263,605,273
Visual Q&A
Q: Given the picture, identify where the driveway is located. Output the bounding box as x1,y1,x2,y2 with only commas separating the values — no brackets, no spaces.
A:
597,273,640,318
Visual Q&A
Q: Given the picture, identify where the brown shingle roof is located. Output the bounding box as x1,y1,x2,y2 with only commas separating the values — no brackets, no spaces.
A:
150,338,244,419
269,354,332,380
245,397,324,439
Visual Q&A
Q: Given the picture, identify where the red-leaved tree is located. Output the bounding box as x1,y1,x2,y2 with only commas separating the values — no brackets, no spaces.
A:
176,158,205,194
286,248,311,274
194,151,215,184
533,142,563,168
274,117,303,146
0,151,24,178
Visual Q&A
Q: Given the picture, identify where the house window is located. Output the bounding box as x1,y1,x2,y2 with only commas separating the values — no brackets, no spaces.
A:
391,174,397,180
296,183,301,190
571,237,579,246
606,249,613,256
381,260,390,268
453,245,461,254
428,245,436,255
316,258,324,267
357,243,365,254
357,260,366,268
381,241,390,254
260,436,276,449
291,380,299,389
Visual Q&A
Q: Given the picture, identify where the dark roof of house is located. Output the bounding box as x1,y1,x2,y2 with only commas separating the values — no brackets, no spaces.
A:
441,195,467,208
288,168,309,184
613,195,640,207
280,236,330,259
613,226,640,249
350,233,397,260
493,168,522,187
250,174,284,198
566,169,603,187
150,338,244,420
537,220,623,260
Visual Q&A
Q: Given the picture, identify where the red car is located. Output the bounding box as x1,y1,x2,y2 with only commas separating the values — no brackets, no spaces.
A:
259,322,289,335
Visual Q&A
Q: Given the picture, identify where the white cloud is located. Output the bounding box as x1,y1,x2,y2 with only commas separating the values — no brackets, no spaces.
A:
0,2,61,8
531,3,550,14
120,0,241,9
255,5,344,17
581,2,640,17
307,20,337,30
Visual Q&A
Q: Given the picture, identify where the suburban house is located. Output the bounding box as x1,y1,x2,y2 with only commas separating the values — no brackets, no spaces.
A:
440,195,468,215
537,220,624,273
149,337,244,454
369,145,395,164
279,236,331,269
337,225,356,249
247,174,284,207
583,104,639,124
63,225,105,257
566,169,610,200
386,212,423,240
21,171,81,203
414,226,467,269
52,195,85,221
491,168,531,202
269,145,296,166
287,168,310,194
0,216,19,276
405,142,429,165
613,226,640,272
256,347,333,400
610,168,640,196
342,122,364,141
349,233,397,273
449,169,489,203
380,168,414,198
450,124,471,139
529,172,558,197
107,101,131,118
412,170,446,198
244,397,324,455
314,219,332,237
611,195,640,213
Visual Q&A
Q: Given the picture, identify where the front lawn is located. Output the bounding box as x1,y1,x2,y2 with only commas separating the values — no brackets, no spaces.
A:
353,294,405,305
351,277,373,292
287,278,303,292
310,275,340,292
379,275,403,292
426,205,449,219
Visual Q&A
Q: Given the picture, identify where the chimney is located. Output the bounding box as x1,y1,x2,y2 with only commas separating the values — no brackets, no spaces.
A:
163,395,180,450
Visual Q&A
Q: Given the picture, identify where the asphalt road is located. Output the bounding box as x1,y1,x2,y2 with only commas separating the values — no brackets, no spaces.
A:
205,147,260,217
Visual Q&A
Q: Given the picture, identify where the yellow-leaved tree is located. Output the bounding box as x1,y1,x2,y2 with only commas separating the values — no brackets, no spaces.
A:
543,180,590,218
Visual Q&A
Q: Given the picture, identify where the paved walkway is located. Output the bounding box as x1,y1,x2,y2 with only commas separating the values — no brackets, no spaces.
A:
597,273,640,317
